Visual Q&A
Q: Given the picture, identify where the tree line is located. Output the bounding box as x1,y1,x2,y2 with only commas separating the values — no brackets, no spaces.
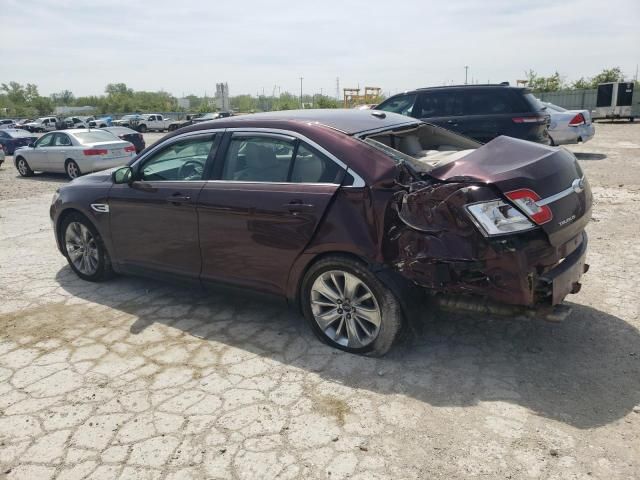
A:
524,66,634,92
0,82,343,118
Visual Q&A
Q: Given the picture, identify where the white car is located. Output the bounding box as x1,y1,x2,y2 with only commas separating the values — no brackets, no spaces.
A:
0,143,5,167
133,114,173,132
13,129,136,179
543,102,595,146
23,117,58,133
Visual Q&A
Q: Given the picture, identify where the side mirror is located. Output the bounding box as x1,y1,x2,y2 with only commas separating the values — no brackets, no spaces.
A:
28,142,35,148
112,166,133,184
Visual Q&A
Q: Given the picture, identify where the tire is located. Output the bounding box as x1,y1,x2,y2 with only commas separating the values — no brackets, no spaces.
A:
138,124,147,133
300,255,403,356
548,135,555,146
15,156,34,177
60,212,113,282
65,159,81,179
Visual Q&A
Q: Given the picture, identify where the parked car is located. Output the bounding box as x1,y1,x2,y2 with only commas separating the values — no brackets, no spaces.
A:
0,128,38,155
14,129,136,179
0,119,16,129
168,114,198,132
14,119,33,129
376,84,550,144
542,102,595,145
112,114,144,128
131,114,173,133
23,117,58,133
0,143,5,167
100,126,145,153
49,109,591,355
64,116,95,129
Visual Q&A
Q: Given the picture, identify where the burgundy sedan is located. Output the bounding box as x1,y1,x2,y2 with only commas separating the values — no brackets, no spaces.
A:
50,110,591,355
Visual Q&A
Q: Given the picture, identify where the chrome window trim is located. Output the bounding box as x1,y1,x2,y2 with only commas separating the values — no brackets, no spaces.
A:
130,127,366,188
225,127,365,187
203,180,340,187
536,176,585,206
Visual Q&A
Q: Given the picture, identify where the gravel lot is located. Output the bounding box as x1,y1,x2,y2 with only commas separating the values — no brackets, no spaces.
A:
0,124,639,479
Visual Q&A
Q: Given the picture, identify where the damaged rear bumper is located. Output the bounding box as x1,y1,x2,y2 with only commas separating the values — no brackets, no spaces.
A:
394,229,589,309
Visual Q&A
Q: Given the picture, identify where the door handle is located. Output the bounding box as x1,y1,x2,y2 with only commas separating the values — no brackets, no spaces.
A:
166,194,192,204
283,201,315,213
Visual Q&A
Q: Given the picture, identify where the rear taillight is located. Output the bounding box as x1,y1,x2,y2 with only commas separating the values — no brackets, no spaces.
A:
83,149,108,156
505,189,552,225
512,116,547,124
124,145,136,153
568,113,585,126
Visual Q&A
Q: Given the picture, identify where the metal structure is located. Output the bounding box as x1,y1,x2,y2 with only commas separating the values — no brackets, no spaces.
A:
215,83,230,111
343,86,382,107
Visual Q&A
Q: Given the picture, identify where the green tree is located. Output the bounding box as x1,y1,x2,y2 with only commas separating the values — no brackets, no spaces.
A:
51,90,75,105
525,70,564,92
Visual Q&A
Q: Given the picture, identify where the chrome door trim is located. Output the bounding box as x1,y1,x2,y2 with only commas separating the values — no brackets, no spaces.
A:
536,176,586,206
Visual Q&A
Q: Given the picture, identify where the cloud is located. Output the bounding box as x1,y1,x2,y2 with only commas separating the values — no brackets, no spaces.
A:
2,0,639,97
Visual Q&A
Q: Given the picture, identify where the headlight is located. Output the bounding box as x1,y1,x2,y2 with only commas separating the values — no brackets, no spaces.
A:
466,199,536,236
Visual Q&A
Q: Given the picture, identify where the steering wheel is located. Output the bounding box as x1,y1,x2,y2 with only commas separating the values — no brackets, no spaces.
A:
178,159,204,180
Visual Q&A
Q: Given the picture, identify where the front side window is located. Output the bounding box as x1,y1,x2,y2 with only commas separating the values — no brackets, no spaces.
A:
376,94,417,117
141,136,215,181
35,133,54,147
222,136,295,182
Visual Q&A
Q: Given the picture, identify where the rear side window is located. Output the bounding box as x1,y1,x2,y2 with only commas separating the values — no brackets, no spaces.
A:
376,94,416,116
290,144,342,183
222,136,295,182
417,91,464,117
461,89,519,115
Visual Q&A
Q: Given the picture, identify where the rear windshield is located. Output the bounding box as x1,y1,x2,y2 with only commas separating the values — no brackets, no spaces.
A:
7,130,32,138
544,103,566,112
104,127,135,135
73,131,119,143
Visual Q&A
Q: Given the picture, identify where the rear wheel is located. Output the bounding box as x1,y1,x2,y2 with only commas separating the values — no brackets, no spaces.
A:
16,156,34,177
301,256,403,356
61,213,113,281
65,160,81,179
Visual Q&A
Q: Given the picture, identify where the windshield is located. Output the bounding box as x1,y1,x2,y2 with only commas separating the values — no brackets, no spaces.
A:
73,131,120,144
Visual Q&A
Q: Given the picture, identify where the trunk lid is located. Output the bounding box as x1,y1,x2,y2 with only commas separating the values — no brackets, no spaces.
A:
428,135,592,246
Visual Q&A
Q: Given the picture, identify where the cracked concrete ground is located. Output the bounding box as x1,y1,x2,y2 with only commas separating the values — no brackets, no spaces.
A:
0,124,639,479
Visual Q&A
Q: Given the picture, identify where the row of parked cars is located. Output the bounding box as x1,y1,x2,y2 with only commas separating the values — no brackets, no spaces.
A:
374,83,595,146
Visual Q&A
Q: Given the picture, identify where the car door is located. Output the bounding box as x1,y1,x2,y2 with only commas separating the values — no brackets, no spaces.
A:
108,132,220,280
197,132,343,295
48,132,73,172
415,90,466,134
27,132,55,170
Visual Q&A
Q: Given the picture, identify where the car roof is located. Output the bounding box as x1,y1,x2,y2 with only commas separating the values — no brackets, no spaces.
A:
184,109,419,135
390,84,529,95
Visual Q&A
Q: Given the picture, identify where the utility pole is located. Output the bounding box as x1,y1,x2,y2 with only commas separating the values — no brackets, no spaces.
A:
464,66,469,85
299,77,304,108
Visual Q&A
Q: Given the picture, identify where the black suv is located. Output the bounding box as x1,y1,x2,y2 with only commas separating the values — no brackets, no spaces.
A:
376,84,550,144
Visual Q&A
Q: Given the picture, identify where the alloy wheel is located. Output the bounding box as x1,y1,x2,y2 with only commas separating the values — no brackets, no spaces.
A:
65,222,99,276
310,270,382,348
17,159,28,176
67,161,79,178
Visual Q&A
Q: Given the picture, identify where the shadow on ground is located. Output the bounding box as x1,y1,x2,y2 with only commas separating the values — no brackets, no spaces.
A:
55,266,640,430
574,152,607,161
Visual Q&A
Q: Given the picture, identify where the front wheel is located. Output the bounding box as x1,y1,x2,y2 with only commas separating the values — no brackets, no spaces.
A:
138,124,147,133
16,156,34,177
301,256,403,356
61,213,113,281
65,160,81,179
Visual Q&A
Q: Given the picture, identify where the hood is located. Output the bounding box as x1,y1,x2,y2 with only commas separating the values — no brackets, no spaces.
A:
67,169,115,186
428,136,592,246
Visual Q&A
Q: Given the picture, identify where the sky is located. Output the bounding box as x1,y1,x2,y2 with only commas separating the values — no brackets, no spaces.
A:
2,0,639,98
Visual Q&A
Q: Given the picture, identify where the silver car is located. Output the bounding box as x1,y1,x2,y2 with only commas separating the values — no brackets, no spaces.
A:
543,102,595,146
14,129,136,179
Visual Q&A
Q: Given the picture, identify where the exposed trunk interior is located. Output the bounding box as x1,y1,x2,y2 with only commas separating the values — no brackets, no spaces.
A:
364,124,480,172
